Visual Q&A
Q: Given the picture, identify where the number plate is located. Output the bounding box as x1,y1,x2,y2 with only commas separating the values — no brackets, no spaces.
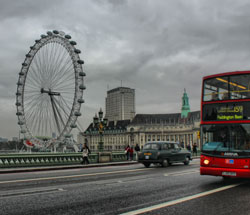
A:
145,155,149,159
222,172,236,176
144,153,152,155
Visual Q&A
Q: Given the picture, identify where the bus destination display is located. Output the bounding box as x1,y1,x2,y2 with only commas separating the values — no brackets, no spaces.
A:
203,102,250,121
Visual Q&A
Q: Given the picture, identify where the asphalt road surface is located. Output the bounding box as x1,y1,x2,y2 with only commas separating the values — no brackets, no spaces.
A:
0,159,250,215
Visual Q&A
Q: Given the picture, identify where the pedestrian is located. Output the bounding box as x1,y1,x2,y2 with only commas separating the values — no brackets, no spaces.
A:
135,144,140,160
125,145,130,160
81,143,90,165
181,142,184,148
129,147,134,161
187,144,191,152
192,143,197,156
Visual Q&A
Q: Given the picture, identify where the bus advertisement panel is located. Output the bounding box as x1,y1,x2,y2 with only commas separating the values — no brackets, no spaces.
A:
200,71,250,178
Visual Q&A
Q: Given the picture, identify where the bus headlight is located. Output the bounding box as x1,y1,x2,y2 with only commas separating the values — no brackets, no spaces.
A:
204,159,210,165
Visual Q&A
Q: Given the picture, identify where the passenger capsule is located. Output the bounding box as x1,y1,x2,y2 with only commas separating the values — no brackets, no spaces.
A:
19,71,25,76
15,102,21,106
16,112,23,116
22,62,28,67
47,31,53,36
79,84,86,90
18,121,24,125
77,60,84,64
41,34,46,38
70,124,77,128
77,98,85,103
79,71,86,77
53,30,59,34
70,41,77,45
74,49,81,54
74,112,82,116
65,35,71,39
26,54,31,58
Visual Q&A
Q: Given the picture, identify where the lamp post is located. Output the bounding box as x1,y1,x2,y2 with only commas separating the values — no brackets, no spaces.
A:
130,127,134,147
93,108,108,152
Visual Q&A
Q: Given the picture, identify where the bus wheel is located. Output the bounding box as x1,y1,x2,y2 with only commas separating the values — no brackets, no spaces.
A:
184,157,190,165
143,163,151,168
161,159,169,167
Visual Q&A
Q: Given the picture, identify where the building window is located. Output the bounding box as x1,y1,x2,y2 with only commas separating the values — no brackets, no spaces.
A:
157,135,160,141
148,135,151,141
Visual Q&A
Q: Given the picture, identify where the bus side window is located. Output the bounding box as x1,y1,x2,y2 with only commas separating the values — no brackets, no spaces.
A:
211,92,219,101
222,92,229,100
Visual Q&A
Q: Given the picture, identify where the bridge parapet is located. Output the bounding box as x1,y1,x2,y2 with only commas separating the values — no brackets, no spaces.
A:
0,152,127,168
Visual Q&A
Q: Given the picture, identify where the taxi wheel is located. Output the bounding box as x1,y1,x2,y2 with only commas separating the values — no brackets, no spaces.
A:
161,159,169,167
143,163,151,168
184,156,190,165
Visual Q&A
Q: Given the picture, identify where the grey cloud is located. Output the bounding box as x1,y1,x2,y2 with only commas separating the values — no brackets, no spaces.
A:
1,0,250,139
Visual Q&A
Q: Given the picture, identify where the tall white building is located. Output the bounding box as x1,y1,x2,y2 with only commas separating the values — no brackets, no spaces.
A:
105,87,135,121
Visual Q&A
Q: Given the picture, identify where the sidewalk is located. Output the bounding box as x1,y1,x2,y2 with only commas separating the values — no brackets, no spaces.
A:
0,157,200,174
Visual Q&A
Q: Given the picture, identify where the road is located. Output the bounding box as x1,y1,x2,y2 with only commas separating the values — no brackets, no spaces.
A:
0,159,250,215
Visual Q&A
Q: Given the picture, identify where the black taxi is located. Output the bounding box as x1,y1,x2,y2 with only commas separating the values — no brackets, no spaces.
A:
138,141,192,168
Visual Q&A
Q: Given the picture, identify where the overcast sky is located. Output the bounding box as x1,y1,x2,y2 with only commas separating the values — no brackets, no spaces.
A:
1,0,250,139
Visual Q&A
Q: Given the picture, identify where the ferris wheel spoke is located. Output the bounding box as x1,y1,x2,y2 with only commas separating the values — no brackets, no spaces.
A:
53,48,71,76
51,61,74,88
24,98,44,113
24,93,44,105
54,73,75,88
33,52,48,87
31,57,44,85
54,56,73,79
54,96,71,119
26,99,44,136
50,47,68,82
54,77,75,91
55,79,75,90
25,97,44,122
51,51,73,79
25,77,41,89
45,43,56,84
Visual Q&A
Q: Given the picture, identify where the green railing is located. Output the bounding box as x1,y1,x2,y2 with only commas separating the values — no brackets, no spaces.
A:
0,152,127,168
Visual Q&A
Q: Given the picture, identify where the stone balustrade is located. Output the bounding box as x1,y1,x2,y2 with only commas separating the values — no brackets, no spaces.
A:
0,152,127,168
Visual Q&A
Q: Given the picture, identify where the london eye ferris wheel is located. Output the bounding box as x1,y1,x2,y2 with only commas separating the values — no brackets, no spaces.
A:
16,30,85,148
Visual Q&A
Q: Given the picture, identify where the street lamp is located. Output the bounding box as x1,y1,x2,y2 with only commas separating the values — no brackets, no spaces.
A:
93,108,108,152
130,127,134,146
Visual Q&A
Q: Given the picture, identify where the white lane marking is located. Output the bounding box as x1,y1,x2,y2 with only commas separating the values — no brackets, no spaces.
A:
0,168,150,184
0,188,65,199
164,169,199,177
120,183,241,215
172,170,200,176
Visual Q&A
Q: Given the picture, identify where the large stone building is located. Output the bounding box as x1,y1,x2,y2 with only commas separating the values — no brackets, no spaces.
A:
78,90,201,151
105,87,135,121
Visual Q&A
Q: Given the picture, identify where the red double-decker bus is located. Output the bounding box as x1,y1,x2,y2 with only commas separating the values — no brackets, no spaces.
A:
200,71,250,178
